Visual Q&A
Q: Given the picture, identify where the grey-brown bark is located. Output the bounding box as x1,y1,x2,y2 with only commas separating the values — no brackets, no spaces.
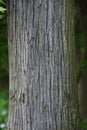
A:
7,0,80,130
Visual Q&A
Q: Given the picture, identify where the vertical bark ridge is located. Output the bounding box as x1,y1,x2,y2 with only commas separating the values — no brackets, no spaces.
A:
7,0,80,130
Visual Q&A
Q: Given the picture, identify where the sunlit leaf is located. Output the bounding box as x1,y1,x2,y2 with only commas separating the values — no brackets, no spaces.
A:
0,7,6,12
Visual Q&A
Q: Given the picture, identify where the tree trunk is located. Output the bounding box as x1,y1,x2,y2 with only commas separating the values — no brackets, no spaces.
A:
7,0,80,130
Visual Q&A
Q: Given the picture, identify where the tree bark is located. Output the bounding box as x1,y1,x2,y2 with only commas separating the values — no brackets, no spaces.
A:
7,0,80,130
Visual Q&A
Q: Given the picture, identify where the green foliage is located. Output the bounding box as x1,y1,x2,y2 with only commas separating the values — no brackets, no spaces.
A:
0,90,8,130
0,0,4,4
75,13,87,78
80,60,87,72
81,118,87,130
0,0,6,19
75,33,85,54
0,6,8,84
0,7,6,12
0,42,8,80
0,1,9,129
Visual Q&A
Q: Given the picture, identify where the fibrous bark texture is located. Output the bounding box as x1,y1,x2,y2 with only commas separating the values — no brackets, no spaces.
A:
7,0,80,130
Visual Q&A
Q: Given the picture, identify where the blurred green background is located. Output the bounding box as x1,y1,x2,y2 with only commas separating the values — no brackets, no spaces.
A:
1,0,87,130
0,1,8,130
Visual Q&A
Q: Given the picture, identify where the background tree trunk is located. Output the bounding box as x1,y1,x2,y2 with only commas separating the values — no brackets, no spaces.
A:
7,0,80,130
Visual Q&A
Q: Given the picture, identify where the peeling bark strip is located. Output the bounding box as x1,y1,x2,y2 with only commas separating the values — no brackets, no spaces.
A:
7,0,80,130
